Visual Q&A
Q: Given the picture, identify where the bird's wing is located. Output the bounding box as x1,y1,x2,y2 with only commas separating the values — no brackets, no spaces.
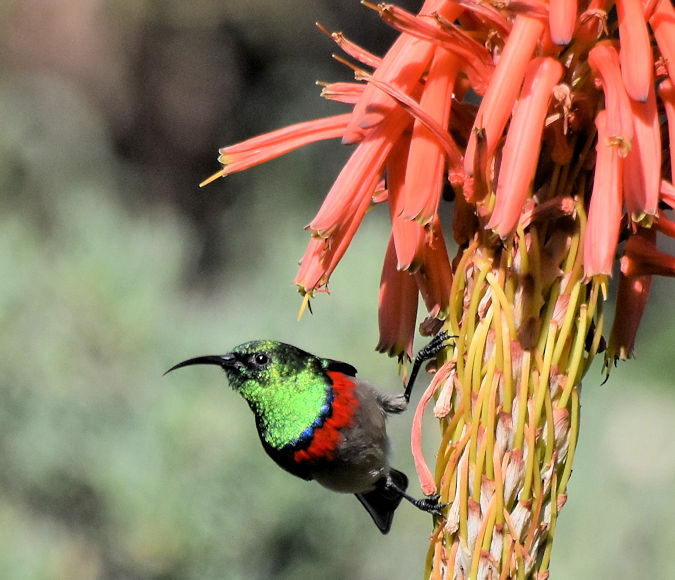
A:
322,358,358,377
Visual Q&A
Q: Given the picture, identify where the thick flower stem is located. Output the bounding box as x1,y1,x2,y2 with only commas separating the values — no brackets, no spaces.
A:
426,200,597,578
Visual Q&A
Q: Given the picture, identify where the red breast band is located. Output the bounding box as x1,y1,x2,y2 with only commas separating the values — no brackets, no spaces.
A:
293,371,360,462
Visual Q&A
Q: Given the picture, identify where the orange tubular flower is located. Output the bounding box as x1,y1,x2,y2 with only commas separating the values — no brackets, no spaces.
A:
341,0,451,144
411,364,453,496
584,111,624,278
413,216,452,320
487,57,563,238
370,3,492,93
318,82,366,105
201,1,675,576
549,0,577,45
377,234,419,358
588,43,634,153
621,232,675,277
607,229,655,362
401,47,459,225
616,0,653,102
308,106,409,238
354,70,465,181
464,14,546,175
608,271,652,358
650,0,675,84
663,180,675,207
296,177,386,297
624,83,661,222
200,113,351,186
340,32,433,145
294,236,328,298
656,210,675,238
660,80,675,179
386,134,427,271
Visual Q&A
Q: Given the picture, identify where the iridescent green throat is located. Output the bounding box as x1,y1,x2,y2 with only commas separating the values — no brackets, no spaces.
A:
236,361,332,450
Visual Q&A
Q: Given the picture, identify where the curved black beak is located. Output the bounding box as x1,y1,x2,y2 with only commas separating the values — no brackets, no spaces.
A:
163,353,236,376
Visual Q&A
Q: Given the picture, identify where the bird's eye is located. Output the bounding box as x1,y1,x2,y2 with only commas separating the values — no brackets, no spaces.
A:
252,353,269,367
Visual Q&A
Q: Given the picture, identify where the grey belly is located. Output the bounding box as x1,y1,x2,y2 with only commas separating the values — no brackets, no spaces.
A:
312,426,390,493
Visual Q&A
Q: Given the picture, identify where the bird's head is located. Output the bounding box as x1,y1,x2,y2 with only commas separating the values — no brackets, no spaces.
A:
165,339,326,390
165,340,362,450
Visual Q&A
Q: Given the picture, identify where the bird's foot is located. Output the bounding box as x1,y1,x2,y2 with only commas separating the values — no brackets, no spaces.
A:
404,330,456,402
416,330,453,363
386,477,447,518
410,494,446,518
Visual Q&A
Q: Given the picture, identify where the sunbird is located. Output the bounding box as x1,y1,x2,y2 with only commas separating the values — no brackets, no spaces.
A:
165,333,449,533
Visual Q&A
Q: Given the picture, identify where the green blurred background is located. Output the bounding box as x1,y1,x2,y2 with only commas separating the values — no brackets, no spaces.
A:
1,1,675,578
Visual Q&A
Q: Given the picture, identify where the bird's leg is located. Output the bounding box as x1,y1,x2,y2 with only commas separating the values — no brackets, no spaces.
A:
403,330,455,402
385,478,445,517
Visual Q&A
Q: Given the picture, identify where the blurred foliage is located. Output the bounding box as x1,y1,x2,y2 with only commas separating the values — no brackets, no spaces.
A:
1,1,675,579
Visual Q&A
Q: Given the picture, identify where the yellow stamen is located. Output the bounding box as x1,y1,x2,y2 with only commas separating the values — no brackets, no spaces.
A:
199,170,225,188
297,292,312,321
331,53,368,75
315,21,332,38
360,1,380,14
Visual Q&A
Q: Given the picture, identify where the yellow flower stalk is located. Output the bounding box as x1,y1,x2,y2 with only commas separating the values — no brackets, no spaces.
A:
420,199,603,578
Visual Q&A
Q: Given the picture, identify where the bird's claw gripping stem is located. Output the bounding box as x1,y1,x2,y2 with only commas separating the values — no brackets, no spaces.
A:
404,330,455,402
386,476,447,517
411,494,446,518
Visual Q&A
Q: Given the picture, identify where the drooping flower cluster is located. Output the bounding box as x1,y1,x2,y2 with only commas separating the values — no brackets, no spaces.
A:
203,0,674,577
204,0,674,362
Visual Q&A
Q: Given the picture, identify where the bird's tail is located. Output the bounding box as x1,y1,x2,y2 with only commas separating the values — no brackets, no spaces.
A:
355,468,408,534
